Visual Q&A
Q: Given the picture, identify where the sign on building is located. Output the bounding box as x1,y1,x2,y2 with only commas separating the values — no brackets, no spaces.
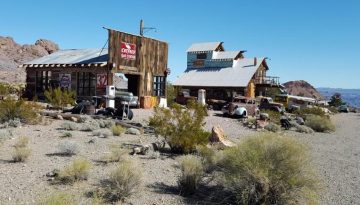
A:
97,73,108,88
120,42,136,60
59,73,71,89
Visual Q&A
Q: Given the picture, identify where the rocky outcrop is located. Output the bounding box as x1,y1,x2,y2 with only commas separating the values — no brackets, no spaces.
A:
283,80,324,100
0,36,59,83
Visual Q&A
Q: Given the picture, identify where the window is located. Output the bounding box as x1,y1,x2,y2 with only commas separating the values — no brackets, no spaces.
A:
153,76,166,96
197,53,207,59
36,71,51,93
77,72,96,96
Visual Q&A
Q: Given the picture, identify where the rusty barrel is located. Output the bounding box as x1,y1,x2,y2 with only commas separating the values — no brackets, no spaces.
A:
84,104,95,115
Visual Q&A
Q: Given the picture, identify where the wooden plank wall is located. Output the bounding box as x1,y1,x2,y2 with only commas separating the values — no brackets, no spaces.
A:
108,29,168,96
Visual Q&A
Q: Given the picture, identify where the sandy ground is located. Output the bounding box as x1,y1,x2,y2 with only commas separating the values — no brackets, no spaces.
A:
0,109,359,205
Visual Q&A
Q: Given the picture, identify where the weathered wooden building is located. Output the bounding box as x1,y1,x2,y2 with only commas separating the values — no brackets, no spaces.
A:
22,28,168,105
173,42,279,100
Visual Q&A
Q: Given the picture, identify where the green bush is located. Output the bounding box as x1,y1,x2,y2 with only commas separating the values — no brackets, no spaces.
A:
217,133,319,205
294,107,326,118
305,115,335,133
0,98,39,124
178,155,204,195
262,109,281,124
196,145,217,172
57,158,92,184
44,87,76,109
104,160,142,202
111,125,125,136
149,100,209,153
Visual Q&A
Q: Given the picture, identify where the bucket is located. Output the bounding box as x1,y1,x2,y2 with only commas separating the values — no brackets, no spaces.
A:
84,104,96,115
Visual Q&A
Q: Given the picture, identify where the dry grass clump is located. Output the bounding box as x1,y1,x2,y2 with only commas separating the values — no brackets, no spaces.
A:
12,136,31,162
101,160,142,202
217,133,320,205
196,145,218,172
61,122,79,131
57,158,92,184
264,123,281,132
305,115,335,133
111,125,125,136
36,191,76,205
178,155,204,195
60,132,72,138
101,144,128,163
57,141,79,156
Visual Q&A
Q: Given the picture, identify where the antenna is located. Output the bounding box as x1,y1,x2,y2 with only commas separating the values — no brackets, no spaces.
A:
139,19,157,36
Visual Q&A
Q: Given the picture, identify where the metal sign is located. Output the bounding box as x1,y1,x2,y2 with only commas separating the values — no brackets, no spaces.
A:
97,73,107,88
59,73,71,89
121,42,136,60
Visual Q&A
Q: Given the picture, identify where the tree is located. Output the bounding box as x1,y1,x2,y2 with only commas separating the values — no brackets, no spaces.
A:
328,92,344,107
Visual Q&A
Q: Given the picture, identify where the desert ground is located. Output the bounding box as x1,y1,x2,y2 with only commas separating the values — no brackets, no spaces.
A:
0,110,359,205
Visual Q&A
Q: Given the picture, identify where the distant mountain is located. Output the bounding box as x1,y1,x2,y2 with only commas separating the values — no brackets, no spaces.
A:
0,36,59,83
283,80,324,100
317,87,360,108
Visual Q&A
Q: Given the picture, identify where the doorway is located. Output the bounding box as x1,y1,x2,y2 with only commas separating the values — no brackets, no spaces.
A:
125,74,140,96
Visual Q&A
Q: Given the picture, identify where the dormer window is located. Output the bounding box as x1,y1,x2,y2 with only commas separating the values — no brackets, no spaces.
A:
197,53,207,59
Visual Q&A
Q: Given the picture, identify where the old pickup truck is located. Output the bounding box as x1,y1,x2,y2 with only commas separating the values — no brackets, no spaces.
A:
175,90,197,105
258,97,285,113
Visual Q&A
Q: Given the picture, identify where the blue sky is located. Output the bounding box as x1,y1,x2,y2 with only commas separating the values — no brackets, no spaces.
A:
1,0,359,89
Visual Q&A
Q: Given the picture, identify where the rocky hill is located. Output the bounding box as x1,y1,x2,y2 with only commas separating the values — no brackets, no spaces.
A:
0,36,59,83
283,80,324,100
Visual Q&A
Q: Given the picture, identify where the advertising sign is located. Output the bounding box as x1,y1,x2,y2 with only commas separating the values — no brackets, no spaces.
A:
121,42,136,60
59,73,71,89
97,73,107,88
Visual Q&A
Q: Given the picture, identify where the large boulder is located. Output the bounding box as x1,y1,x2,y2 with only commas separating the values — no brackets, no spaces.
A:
209,125,235,148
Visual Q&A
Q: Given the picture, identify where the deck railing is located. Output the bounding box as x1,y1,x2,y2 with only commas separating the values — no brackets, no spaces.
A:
254,76,280,86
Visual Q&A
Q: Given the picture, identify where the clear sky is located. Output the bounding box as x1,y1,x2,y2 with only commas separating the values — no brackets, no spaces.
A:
1,0,359,89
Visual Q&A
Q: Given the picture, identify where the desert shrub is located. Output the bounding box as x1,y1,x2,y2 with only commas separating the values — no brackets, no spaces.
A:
57,141,79,156
61,122,79,131
290,122,314,134
327,106,339,114
78,115,92,123
196,145,217,172
264,123,281,132
178,155,204,195
60,132,73,138
57,158,92,184
0,98,39,124
294,106,326,118
0,129,12,146
111,125,125,136
80,120,100,132
101,144,128,163
12,147,31,162
262,109,281,124
149,100,209,153
217,133,319,205
97,119,115,129
305,115,335,133
44,87,76,109
36,191,76,205
93,130,112,138
14,136,29,148
103,160,142,202
0,83,10,96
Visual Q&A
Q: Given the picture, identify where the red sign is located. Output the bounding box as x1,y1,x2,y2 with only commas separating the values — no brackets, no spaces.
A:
121,42,136,60
97,73,107,88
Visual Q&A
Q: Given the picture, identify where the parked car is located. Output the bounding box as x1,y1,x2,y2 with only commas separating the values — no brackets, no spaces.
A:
175,90,197,105
338,105,349,113
258,97,285,113
221,96,259,118
207,99,227,110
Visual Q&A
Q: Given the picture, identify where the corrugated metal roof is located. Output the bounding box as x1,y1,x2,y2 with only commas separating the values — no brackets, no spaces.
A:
187,42,222,52
24,49,108,65
173,58,264,87
212,51,241,60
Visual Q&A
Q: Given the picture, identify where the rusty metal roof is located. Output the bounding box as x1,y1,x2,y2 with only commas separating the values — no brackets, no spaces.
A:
23,49,108,65
173,58,265,87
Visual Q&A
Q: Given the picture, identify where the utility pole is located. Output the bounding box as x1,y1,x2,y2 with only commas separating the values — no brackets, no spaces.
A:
139,19,157,36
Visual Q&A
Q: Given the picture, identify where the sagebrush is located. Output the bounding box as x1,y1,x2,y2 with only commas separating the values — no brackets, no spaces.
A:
305,115,335,133
57,158,92,184
149,100,209,153
57,141,79,156
111,125,125,136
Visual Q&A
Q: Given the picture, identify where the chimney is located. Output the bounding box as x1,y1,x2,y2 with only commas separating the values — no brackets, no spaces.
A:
254,57,257,66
